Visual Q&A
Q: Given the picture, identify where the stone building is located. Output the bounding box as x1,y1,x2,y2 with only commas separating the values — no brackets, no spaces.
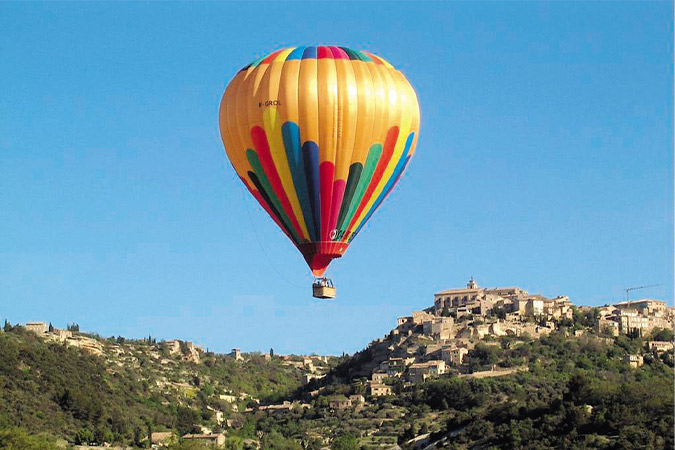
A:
371,371,388,383
48,328,73,342
144,431,175,446
441,346,468,366
328,396,352,410
230,348,243,361
433,278,567,319
25,322,47,334
623,354,644,368
545,296,574,319
616,309,650,335
369,382,392,397
422,316,454,340
408,360,446,383
615,299,668,316
595,298,673,336
433,278,494,316
648,341,674,353
182,433,226,447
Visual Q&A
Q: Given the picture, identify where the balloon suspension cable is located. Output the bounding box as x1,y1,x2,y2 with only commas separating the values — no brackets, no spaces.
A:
239,184,306,289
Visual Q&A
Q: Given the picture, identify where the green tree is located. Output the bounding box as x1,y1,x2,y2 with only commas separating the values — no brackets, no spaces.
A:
0,428,62,450
74,428,95,445
650,328,674,341
261,431,302,450
331,433,358,450
176,406,200,436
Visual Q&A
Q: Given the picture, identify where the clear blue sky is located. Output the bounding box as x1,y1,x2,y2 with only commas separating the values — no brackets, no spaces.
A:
1,2,672,355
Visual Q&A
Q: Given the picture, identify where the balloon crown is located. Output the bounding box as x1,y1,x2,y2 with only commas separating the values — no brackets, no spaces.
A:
240,46,394,72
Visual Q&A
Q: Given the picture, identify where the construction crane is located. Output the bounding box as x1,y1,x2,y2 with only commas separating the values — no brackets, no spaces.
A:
624,284,661,302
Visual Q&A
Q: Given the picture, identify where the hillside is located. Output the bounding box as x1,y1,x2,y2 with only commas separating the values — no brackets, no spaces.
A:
0,297,673,450
293,326,673,450
0,323,335,448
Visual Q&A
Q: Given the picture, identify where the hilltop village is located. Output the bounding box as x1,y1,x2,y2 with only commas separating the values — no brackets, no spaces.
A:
6,278,674,448
356,278,673,395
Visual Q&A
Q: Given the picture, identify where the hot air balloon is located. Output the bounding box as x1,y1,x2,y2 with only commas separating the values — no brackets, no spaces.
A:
218,46,420,298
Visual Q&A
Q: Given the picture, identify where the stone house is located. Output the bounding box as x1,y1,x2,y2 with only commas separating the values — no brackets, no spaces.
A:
422,317,454,340
25,322,47,334
371,371,388,383
328,396,352,410
44,328,73,343
369,382,392,397
648,341,674,353
623,354,644,368
145,431,175,446
50,328,73,341
182,433,226,447
408,360,446,383
441,346,468,366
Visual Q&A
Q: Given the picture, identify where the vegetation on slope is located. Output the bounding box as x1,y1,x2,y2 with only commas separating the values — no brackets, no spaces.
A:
253,326,674,450
0,315,672,450
0,324,306,447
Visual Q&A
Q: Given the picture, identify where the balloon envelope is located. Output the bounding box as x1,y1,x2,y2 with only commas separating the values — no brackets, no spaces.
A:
219,46,420,276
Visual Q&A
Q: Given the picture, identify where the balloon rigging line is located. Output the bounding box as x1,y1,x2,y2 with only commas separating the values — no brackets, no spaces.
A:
238,183,306,289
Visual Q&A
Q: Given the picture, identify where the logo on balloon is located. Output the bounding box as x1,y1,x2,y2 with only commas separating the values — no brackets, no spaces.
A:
258,100,281,108
330,229,357,242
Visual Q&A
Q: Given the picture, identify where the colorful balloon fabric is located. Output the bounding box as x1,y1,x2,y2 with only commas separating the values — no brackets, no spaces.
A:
219,46,420,277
